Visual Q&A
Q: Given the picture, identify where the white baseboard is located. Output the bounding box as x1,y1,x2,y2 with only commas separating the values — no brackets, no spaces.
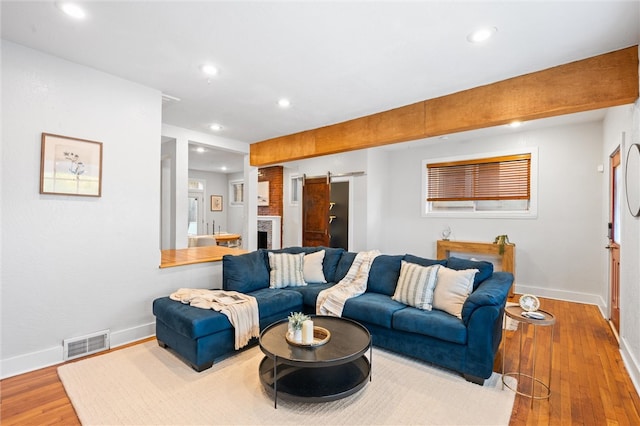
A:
620,337,640,398
515,284,607,316
0,322,155,379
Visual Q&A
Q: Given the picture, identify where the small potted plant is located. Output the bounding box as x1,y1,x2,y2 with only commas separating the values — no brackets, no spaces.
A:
288,312,310,343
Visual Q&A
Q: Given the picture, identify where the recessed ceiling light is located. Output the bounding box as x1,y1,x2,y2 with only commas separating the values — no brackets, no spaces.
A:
209,123,223,131
508,121,522,128
196,147,206,153
467,27,497,43
278,98,291,108
201,64,219,77
56,2,86,19
221,166,227,171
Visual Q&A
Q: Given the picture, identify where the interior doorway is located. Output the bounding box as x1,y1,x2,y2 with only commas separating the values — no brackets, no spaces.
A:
329,181,349,250
608,147,621,337
301,175,351,250
302,177,330,247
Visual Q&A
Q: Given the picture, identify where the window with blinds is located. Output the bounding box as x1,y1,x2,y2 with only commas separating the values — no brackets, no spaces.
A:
423,150,536,217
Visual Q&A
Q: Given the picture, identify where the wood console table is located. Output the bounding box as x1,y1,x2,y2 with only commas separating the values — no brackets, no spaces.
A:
436,240,515,297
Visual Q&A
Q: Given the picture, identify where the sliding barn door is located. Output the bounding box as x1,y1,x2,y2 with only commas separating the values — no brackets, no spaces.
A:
302,177,330,247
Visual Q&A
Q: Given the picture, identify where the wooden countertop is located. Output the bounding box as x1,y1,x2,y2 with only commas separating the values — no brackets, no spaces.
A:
160,245,247,268
213,233,241,242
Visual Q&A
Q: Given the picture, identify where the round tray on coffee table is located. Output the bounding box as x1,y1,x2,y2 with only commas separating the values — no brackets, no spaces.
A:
259,315,372,408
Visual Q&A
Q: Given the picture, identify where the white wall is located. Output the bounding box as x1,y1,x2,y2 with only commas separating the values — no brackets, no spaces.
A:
608,101,640,392
0,42,223,378
385,122,607,307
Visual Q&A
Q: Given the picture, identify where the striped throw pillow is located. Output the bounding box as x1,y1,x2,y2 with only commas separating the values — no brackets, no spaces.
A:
392,261,441,310
268,252,307,289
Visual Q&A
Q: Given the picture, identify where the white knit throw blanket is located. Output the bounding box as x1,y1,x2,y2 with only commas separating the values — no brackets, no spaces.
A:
169,289,260,350
316,249,381,317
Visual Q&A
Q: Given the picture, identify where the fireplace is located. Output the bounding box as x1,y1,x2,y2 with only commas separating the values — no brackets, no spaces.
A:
257,231,268,249
257,215,281,249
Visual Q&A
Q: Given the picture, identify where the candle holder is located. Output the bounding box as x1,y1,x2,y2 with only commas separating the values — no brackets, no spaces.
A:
285,325,331,347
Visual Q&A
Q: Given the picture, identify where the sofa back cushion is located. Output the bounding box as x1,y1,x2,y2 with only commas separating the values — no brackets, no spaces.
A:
222,250,270,293
446,257,494,289
367,255,405,296
403,254,448,268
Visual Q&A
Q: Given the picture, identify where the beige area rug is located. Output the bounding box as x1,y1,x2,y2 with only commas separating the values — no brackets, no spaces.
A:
58,341,516,425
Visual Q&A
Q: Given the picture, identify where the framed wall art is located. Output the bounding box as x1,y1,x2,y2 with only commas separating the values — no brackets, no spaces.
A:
40,133,103,197
211,195,223,211
258,181,270,206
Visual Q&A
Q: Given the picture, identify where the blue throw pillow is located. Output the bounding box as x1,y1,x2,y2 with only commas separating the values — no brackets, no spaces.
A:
316,246,345,283
222,250,270,293
446,257,494,289
334,252,357,282
367,255,404,296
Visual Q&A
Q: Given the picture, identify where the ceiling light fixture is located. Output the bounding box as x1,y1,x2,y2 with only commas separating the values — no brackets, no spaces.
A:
201,64,219,77
209,123,223,131
467,26,497,43
508,121,522,128
56,2,86,19
196,147,206,153
278,98,291,108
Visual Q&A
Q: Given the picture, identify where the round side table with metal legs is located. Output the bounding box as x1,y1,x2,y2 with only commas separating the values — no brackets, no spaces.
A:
502,305,556,407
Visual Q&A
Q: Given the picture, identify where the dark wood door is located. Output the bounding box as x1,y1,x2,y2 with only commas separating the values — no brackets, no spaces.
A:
302,177,330,247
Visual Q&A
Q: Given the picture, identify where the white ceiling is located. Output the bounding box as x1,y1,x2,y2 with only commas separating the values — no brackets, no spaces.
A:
2,1,639,173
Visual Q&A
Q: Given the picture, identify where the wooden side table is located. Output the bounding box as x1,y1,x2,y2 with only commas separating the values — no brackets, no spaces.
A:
502,305,555,407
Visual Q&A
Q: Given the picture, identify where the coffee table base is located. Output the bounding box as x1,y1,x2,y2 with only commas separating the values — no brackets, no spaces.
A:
259,355,370,405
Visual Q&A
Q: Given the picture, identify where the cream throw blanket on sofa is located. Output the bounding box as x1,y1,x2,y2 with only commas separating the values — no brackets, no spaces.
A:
170,289,259,350
316,249,380,317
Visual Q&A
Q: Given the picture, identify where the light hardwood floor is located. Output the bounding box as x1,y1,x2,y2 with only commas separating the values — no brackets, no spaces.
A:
2,298,639,425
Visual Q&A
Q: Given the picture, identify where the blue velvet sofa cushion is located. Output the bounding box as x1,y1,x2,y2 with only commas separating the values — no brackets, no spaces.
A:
393,306,467,345
342,293,406,328
223,250,269,293
403,254,448,268
247,287,303,319
447,256,494,289
367,255,404,296
285,282,334,307
152,297,231,339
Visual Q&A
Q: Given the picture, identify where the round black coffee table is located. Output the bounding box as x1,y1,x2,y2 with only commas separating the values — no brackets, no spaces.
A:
259,315,371,408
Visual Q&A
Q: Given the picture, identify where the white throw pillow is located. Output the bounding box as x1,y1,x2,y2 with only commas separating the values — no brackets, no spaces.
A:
268,252,307,288
392,261,441,310
304,250,327,283
432,267,478,319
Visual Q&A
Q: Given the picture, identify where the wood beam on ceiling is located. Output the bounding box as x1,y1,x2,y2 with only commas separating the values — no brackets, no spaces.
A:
250,46,639,167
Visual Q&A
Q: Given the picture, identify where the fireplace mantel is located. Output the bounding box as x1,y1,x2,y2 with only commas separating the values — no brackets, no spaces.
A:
258,216,281,249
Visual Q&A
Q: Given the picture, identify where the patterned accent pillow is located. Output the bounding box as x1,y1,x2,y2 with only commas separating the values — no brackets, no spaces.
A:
268,252,307,288
392,261,441,310
432,267,478,319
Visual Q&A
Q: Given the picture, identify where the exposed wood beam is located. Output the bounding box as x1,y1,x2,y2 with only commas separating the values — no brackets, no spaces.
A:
251,46,639,167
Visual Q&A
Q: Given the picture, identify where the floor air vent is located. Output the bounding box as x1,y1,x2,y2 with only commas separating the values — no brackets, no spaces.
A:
63,330,110,361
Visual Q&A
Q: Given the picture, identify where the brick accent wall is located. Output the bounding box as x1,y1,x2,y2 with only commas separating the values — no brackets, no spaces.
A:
258,166,283,247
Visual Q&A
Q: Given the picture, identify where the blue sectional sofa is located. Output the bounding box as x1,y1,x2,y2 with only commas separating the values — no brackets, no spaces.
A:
152,246,513,384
